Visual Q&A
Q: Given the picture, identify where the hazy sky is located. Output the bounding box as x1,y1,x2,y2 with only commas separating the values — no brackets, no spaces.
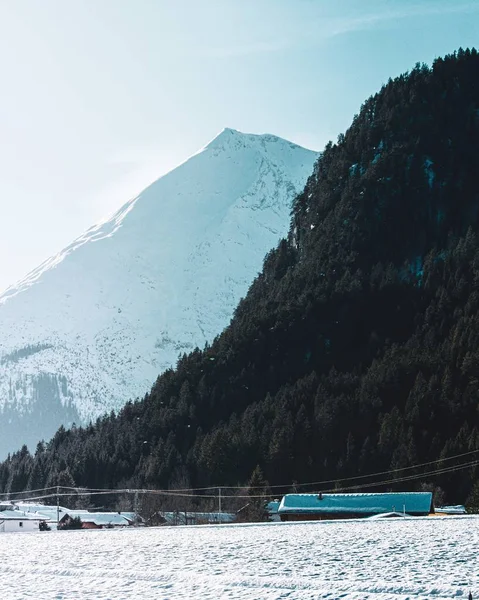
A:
0,0,478,291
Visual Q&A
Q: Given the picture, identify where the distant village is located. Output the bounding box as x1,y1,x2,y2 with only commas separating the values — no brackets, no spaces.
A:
0,491,467,533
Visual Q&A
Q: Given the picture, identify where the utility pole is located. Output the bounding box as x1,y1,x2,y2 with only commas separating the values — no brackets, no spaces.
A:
56,486,60,527
218,487,221,522
134,490,139,523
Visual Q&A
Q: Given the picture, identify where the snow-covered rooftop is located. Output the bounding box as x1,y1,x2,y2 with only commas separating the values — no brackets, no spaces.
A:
0,509,44,521
434,505,466,515
278,492,432,515
62,511,134,527
14,503,69,522
160,511,235,526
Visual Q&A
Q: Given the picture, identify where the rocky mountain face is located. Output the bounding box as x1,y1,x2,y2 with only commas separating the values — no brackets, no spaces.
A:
0,128,318,455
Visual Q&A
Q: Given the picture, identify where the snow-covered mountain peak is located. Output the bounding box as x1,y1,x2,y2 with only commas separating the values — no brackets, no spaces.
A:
0,130,318,456
204,127,259,149
203,127,308,155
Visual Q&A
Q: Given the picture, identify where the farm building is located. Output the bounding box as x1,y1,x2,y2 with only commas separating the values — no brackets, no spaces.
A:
14,504,142,530
433,505,467,515
0,504,45,532
14,502,69,528
278,492,433,521
158,511,235,526
59,511,138,529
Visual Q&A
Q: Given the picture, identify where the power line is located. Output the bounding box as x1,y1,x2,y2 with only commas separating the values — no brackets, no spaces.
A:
62,447,479,493
322,458,479,494
13,458,479,503
209,448,479,491
2,448,478,502
0,486,58,498
94,448,477,493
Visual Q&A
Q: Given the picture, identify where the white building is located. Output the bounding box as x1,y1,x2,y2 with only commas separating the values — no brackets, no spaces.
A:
14,502,68,529
14,504,143,530
0,508,43,532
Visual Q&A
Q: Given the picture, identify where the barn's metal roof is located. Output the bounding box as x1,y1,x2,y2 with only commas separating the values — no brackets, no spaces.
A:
61,511,133,526
14,503,68,522
278,492,432,515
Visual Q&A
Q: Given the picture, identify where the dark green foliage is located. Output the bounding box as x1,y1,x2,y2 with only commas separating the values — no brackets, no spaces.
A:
59,516,83,530
466,480,479,513
1,49,479,508
237,466,271,522
0,373,81,458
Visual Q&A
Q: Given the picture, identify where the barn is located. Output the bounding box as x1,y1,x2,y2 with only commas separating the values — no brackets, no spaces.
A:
278,492,433,521
59,511,136,529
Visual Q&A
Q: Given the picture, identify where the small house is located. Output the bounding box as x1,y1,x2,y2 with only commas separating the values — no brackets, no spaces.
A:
278,492,433,521
0,505,45,532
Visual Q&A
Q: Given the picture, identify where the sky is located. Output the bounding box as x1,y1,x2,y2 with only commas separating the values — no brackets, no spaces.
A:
0,0,478,292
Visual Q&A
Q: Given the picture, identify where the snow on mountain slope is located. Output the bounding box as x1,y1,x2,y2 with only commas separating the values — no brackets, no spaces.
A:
0,128,318,455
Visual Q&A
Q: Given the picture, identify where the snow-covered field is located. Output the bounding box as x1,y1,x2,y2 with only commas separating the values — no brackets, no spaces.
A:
0,516,477,599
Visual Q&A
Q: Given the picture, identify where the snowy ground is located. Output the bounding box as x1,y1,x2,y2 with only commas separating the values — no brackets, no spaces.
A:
0,516,477,599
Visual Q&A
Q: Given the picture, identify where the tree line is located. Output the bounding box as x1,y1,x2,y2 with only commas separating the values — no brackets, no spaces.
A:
1,48,479,512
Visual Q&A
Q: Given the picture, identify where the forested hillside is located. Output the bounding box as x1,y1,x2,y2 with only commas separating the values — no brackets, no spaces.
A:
2,49,479,507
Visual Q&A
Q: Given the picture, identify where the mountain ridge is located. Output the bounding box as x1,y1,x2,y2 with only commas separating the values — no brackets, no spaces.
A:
2,50,479,509
0,129,318,456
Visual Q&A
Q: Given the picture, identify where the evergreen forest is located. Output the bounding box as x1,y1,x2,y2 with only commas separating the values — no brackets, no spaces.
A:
2,49,479,512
